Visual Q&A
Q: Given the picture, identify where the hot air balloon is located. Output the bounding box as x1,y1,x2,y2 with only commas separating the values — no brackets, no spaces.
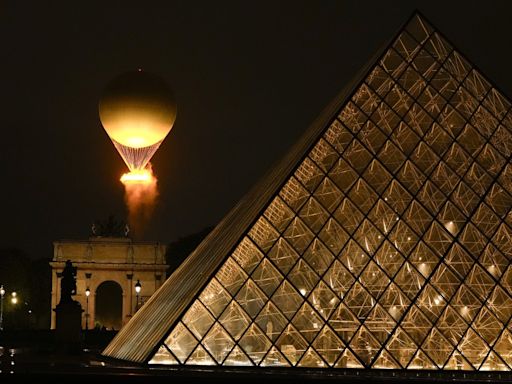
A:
99,70,177,174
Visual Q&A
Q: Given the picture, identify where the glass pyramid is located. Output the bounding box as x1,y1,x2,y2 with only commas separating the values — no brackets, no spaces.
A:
105,13,512,371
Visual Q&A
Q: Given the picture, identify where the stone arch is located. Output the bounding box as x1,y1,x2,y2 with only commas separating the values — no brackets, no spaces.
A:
95,280,123,331
50,240,168,330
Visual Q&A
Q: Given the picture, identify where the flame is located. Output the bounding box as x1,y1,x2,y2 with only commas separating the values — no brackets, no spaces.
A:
120,169,153,183
121,164,158,239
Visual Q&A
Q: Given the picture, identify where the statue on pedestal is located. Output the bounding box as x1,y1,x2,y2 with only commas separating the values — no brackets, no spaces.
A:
55,260,83,353
60,260,77,304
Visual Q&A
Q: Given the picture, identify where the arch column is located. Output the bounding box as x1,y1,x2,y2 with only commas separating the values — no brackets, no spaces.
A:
125,273,134,323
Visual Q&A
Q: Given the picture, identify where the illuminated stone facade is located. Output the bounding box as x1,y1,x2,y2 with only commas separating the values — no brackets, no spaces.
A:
50,237,167,330
104,13,512,371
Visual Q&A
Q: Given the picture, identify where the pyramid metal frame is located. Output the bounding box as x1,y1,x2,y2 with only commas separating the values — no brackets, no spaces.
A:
103,12,512,371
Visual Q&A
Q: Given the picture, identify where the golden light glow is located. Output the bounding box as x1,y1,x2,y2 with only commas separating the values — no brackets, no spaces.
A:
445,220,457,234
120,169,153,184
103,116,172,148
99,71,176,149
121,165,158,239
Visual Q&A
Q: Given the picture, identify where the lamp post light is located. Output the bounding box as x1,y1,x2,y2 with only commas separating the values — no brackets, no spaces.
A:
10,292,18,327
135,280,141,311
85,287,90,330
0,285,5,331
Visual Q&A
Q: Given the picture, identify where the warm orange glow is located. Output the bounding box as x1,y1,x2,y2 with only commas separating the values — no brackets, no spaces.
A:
104,117,172,148
121,164,159,239
120,169,153,184
99,71,177,149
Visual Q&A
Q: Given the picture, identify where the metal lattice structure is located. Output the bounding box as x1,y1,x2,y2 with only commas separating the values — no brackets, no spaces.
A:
103,12,512,370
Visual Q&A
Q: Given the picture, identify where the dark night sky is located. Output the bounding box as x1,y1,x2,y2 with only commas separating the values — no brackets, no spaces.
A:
1,1,512,259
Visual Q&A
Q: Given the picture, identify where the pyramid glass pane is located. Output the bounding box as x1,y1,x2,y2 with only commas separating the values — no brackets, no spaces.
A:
103,13,512,372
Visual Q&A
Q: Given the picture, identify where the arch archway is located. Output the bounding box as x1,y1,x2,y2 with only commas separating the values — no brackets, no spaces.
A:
95,280,123,330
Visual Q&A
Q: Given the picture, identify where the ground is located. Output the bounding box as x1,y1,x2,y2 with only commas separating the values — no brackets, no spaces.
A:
1,332,511,384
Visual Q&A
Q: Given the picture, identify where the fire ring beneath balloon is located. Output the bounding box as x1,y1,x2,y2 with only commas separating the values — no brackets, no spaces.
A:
120,169,154,184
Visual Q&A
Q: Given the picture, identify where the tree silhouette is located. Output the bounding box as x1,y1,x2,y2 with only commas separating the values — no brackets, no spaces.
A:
166,226,213,275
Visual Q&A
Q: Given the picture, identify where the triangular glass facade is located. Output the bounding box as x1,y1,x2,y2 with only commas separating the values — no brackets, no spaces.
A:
134,13,512,370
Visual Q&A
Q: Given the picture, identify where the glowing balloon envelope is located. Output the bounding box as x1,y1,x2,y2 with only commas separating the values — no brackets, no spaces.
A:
99,70,177,171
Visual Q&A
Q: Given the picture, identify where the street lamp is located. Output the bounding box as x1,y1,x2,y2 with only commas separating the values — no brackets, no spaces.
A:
0,285,5,331
11,292,17,327
85,287,90,330
135,280,141,311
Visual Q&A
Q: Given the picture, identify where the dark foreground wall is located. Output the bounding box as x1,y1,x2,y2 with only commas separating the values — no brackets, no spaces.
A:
0,329,116,352
2,365,512,384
